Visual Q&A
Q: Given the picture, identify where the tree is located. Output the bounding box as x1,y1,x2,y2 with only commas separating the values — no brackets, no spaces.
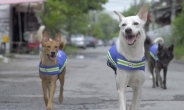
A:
38,0,108,37
172,3,184,45
171,3,184,59
122,1,150,17
122,5,135,17
91,24,105,39
98,13,119,39
89,12,119,39
38,0,68,37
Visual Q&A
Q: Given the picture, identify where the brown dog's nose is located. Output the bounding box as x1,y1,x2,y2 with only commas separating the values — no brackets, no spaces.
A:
51,52,55,56
125,28,132,34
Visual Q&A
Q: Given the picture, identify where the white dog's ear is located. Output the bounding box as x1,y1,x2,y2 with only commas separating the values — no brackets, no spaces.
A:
137,5,148,22
42,31,50,42
54,33,61,44
114,11,124,21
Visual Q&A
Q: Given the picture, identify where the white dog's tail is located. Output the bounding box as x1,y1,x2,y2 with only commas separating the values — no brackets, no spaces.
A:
153,37,164,44
37,25,45,42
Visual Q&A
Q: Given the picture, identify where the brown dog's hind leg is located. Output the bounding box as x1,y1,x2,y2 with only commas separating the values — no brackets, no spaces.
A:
59,68,66,104
42,80,48,106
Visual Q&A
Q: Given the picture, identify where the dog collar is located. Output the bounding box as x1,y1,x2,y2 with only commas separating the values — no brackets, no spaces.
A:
39,50,67,75
107,44,145,71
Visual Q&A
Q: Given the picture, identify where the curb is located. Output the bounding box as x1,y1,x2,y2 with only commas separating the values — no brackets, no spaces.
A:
173,59,184,64
14,54,39,59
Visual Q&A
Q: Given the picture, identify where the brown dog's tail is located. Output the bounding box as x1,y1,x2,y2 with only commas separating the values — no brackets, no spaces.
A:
37,25,45,42
60,37,66,50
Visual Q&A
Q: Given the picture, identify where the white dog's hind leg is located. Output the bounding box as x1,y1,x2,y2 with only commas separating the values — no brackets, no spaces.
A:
130,86,142,110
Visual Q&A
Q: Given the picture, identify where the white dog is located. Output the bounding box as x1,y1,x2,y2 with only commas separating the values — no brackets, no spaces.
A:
107,5,148,110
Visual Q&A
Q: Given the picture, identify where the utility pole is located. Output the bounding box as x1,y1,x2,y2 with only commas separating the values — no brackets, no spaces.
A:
140,0,146,7
171,0,176,22
134,0,137,15
95,10,98,23
150,0,155,30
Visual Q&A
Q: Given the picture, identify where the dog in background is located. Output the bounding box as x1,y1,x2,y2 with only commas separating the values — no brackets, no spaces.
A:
37,28,67,110
107,5,148,110
144,36,174,89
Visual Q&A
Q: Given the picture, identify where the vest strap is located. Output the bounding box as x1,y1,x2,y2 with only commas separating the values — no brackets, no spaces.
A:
117,59,145,68
150,52,159,61
107,51,116,66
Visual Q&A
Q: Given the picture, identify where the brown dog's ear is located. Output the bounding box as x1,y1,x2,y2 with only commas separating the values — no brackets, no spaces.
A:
42,31,50,42
158,43,163,51
54,33,61,44
114,11,124,21
137,5,148,23
169,44,174,52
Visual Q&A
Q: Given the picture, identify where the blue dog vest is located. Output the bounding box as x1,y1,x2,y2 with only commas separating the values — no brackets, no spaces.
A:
39,50,67,75
150,44,159,61
107,44,145,71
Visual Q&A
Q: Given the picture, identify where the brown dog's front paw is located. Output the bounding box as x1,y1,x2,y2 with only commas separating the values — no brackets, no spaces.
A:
58,95,63,104
47,103,53,110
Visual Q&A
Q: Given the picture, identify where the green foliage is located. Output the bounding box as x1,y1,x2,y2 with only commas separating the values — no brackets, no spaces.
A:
122,5,135,17
38,0,68,37
64,44,79,54
122,2,150,17
173,44,184,60
171,3,184,59
38,0,108,37
89,12,119,39
172,3,184,43
65,14,89,35
91,24,105,39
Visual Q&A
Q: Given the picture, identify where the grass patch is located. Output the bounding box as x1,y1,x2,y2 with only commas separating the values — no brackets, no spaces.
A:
0,58,3,62
174,44,184,61
4,53,15,58
0,45,80,60
64,45,80,55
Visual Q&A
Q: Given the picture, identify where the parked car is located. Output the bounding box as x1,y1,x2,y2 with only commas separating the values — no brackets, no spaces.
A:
103,39,111,46
85,36,98,48
109,37,118,46
70,34,86,49
97,39,104,46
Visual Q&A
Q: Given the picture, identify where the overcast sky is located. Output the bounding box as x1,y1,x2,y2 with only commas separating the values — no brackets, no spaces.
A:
102,0,157,19
102,0,137,20
103,0,135,12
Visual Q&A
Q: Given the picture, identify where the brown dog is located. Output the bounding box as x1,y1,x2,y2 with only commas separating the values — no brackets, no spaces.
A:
39,31,67,110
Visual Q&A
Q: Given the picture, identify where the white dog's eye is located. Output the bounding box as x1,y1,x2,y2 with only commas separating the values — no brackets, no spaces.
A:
133,22,139,25
122,23,126,26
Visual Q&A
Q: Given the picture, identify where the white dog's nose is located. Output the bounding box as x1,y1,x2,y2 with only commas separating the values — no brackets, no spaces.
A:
125,28,132,34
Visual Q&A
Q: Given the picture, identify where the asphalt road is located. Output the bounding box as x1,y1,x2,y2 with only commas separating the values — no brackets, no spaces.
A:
0,46,184,110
